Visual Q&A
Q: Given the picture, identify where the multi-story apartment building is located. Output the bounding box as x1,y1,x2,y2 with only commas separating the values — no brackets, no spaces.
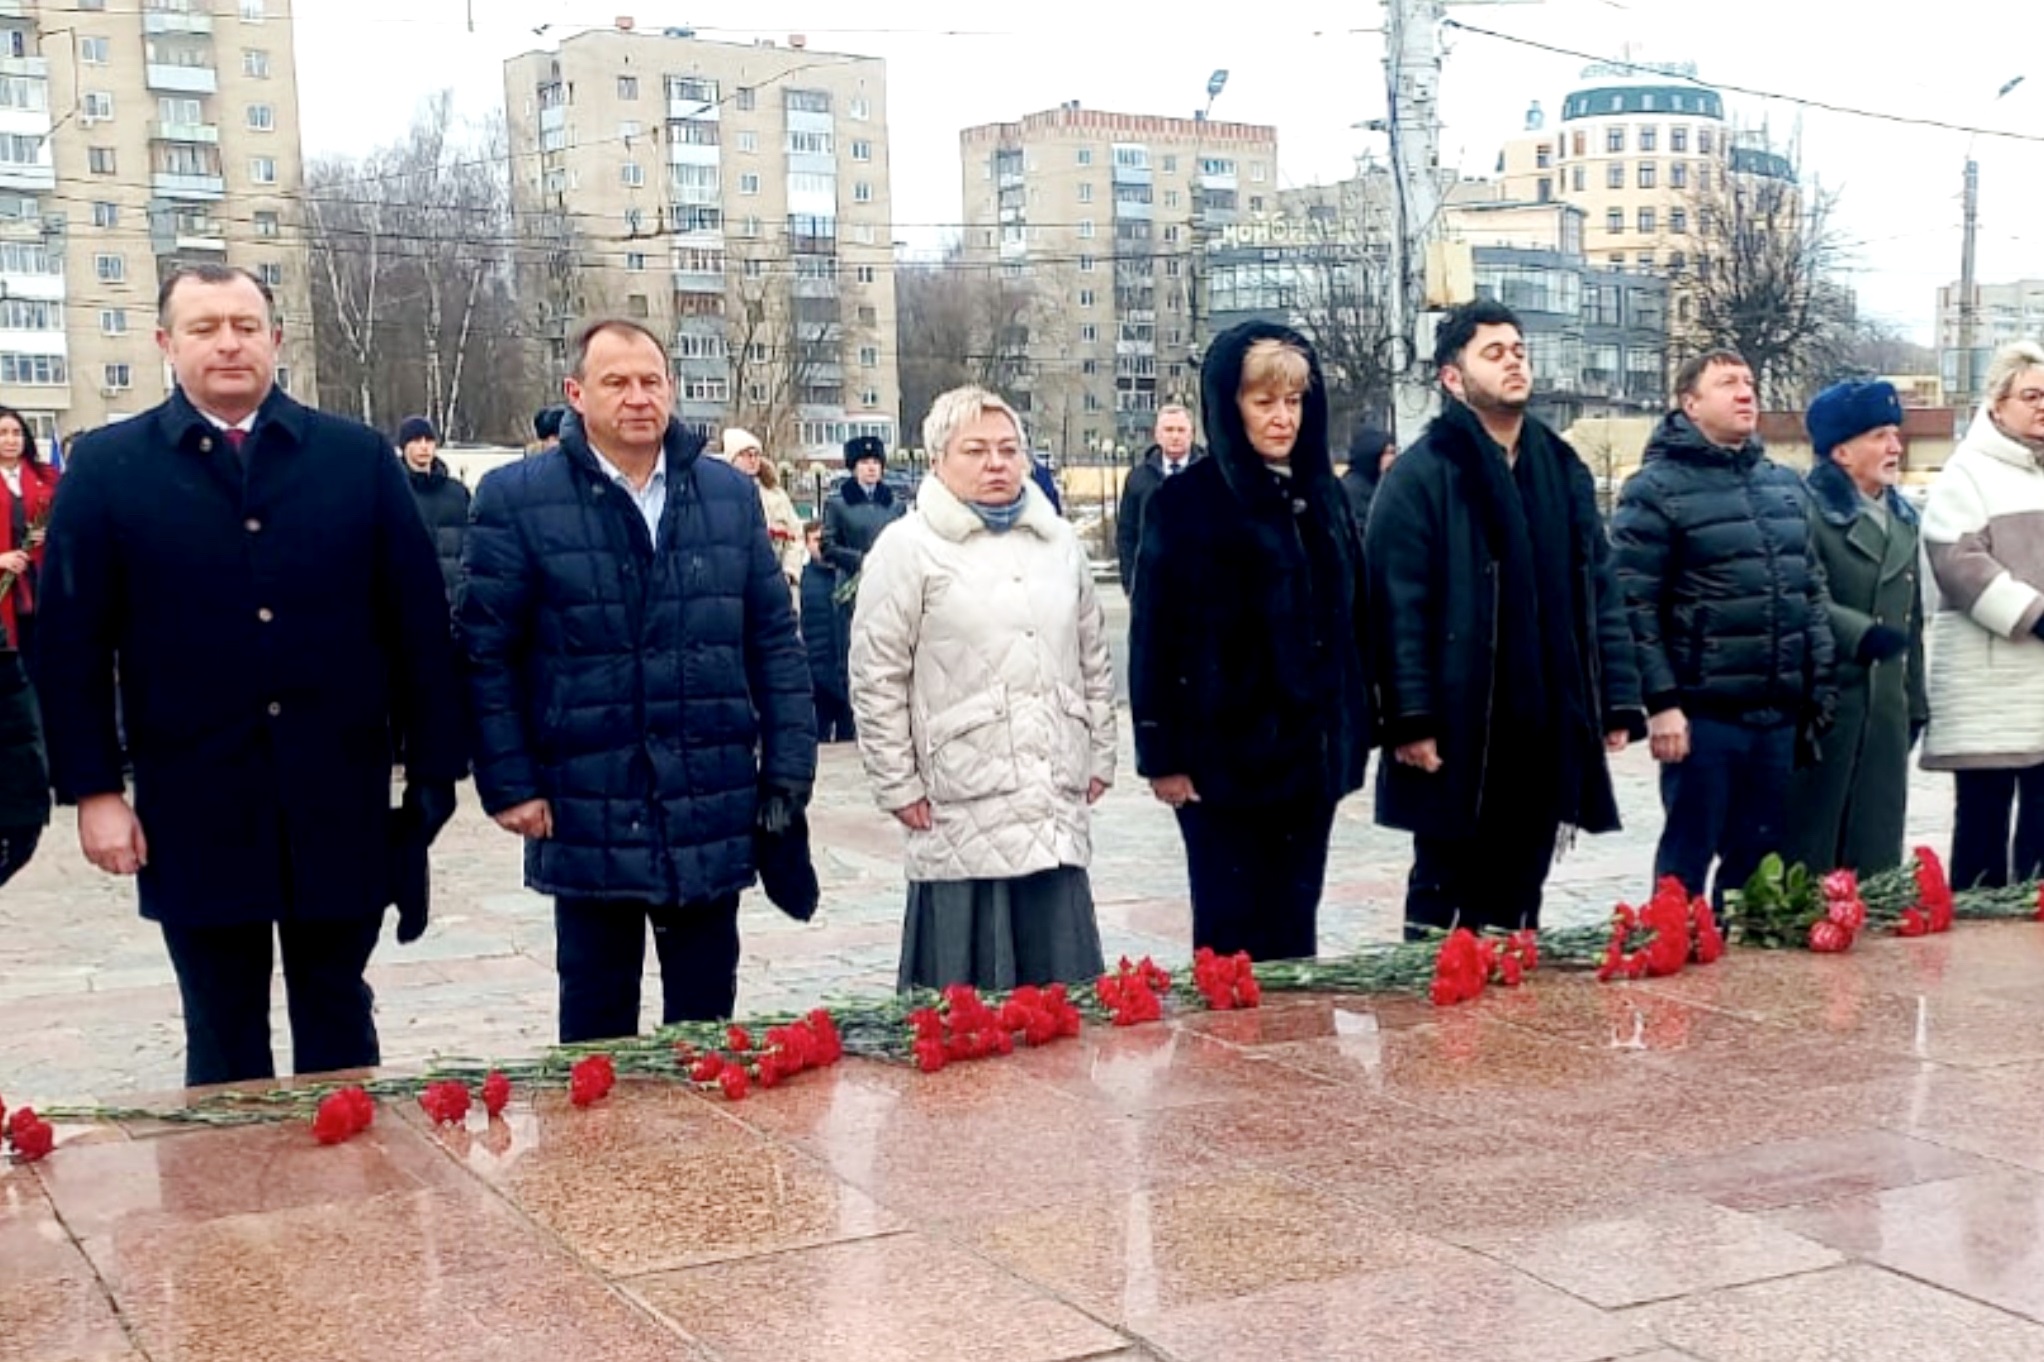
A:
0,0,313,445
505,22,899,460
1938,277,2044,415
959,102,1278,457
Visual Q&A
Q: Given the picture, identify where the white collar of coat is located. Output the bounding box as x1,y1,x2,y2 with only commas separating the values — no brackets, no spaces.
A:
1963,407,2044,473
914,470,1061,544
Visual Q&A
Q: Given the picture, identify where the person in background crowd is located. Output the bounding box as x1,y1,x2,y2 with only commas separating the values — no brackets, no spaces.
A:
532,405,565,454
1029,453,1064,515
396,415,470,608
1115,404,1200,593
800,521,855,743
1784,380,1927,877
1612,348,1835,907
0,406,59,661
1922,341,2044,887
1340,422,1397,534
822,435,905,591
461,319,816,1043
36,263,465,1086
722,427,805,590
1369,300,1643,939
851,386,1115,991
0,640,47,888
1130,321,1371,962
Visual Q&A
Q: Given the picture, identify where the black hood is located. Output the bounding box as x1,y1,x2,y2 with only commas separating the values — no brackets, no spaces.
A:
557,408,706,480
1346,424,1396,488
1644,411,1763,470
1199,319,1334,506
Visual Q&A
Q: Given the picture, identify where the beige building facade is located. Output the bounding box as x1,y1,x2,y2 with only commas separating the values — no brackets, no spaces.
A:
0,0,314,445
505,23,899,460
958,103,1278,457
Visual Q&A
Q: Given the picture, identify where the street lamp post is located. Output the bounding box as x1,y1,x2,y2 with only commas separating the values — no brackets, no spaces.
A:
1955,74,2025,421
1186,69,1229,431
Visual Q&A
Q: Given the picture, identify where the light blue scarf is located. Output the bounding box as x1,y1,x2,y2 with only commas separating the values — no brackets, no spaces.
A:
968,497,1026,533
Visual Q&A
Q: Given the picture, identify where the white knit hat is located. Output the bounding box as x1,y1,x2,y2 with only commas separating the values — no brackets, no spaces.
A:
721,427,763,460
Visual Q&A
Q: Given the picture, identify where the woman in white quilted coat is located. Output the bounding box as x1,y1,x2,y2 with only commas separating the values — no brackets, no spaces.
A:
1922,340,2044,888
850,386,1116,991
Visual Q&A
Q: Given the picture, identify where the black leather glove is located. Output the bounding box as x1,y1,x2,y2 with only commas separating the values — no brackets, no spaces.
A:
755,781,811,837
402,781,458,848
1856,624,1909,665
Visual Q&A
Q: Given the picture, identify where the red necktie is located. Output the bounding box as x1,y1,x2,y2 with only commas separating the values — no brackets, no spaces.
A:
222,427,248,467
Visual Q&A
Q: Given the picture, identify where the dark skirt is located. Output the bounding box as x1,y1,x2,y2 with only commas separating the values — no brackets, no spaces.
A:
897,865,1105,993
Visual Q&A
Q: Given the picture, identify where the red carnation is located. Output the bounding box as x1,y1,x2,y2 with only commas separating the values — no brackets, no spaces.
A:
419,1081,471,1125
338,1085,375,1133
481,1072,512,1118
8,1115,53,1162
1897,906,1931,938
0,1093,7,1133
1691,898,1726,964
1819,868,1861,902
568,1055,615,1108
1429,929,1487,1007
5,1104,35,1141
312,1094,356,1145
1507,930,1540,973
718,1066,750,1101
1498,954,1525,988
690,1054,725,1083
726,1025,753,1053
913,1038,947,1073
1808,919,1854,953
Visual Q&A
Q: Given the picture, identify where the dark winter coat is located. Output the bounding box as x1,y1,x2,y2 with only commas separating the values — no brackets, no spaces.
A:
820,478,905,582
1367,403,1643,839
0,649,46,830
1611,413,1836,724
1115,443,1205,592
800,560,847,701
1340,424,1396,535
1030,459,1063,515
1129,321,1372,808
458,411,816,904
405,457,471,603
1783,461,1929,875
35,387,467,927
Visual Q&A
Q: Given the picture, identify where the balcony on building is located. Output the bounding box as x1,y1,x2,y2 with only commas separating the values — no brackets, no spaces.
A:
143,7,214,35
152,171,225,201
150,118,219,144
146,58,217,95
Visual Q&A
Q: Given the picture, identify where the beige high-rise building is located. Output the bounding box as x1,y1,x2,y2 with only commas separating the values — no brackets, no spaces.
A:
0,0,315,446
959,103,1279,458
505,22,899,460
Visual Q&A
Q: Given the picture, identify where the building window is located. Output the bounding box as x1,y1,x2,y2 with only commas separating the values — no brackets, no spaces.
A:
101,362,131,390
1077,182,1092,203
1571,166,1585,192
1079,289,1096,308
1606,163,1623,190
1637,161,1656,189
1606,208,1624,234
257,262,281,286
1669,208,1688,234
737,130,757,153
738,172,759,194
100,308,125,335
736,87,755,111
740,215,761,237
1081,359,1098,376
254,210,278,237
862,388,880,408
1698,166,1711,193
1572,131,1586,156
1637,252,1655,270
683,378,729,403
851,138,872,161
0,354,64,386
1535,145,1551,169
1606,127,1625,153
1536,177,1552,203
1669,250,1687,272
240,0,266,19
1638,207,1656,233
1078,254,1096,273
849,96,870,119
243,49,269,78
247,104,274,132
1078,219,1094,239
621,162,643,187
1638,126,1657,152
250,156,276,183
855,264,875,284
1697,130,1714,155
859,345,878,367
82,91,112,121
783,88,828,113
786,130,832,155
857,305,876,325
853,181,872,203
739,257,763,278
1161,225,1178,243
1164,259,1180,277
81,36,109,64
88,146,115,174
617,75,637,100
1080,324,1097,342
1077,148,1093,165
1670,162,1688,190
0,300,52,329
91,200,117,228
1670,126,1688,153
1248,195,1263,212
94,252,124,282
627,294,649,319
625,206,645,233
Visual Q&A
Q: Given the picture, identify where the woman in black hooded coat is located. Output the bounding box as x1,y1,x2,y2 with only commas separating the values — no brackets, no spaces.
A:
1128,321,1373,961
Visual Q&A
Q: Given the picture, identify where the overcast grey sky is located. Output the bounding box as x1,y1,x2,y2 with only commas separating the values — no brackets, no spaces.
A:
297,0,2041,344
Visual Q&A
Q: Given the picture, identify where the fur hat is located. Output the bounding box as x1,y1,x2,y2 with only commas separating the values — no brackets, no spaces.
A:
843,434,886,469
396,415,436,447
1807,380,1903,458
722,427,763,460
533,406,564,441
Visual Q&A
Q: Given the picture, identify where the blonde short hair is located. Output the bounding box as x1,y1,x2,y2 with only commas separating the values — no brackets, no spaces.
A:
922,385,1028,458
1240,337,1312,395
1986,341,2044,407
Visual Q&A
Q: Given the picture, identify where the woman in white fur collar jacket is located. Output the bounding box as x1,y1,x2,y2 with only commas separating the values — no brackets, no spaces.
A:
849,386,1117,992
1922,340,2044,888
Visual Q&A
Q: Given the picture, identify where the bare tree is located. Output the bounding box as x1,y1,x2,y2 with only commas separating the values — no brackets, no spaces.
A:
1284,223,1401,444
722,244,866,452
1838,316,1937,378
1673,143,1856,407
895,249,1067,447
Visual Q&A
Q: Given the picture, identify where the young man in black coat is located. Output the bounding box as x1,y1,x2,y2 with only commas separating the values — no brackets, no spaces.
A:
397,414,471,606
1368,300,1645,938
36,264,465,1086
460,320,817,1043
799,521,855,742
1130,322,1372,961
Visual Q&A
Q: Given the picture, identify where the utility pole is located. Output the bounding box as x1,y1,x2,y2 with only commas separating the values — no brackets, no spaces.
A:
1955,157,1980,420
1383,0,1444,441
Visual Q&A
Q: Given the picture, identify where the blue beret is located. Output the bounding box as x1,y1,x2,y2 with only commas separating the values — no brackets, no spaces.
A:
1807,381,1903,458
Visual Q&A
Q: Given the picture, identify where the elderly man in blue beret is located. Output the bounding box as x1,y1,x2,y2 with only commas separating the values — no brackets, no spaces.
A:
1784,379,1929,875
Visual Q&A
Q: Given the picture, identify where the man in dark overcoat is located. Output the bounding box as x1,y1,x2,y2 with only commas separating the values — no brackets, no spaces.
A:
36,264,465,1086
1368,300,1645,937
459,320,816,1043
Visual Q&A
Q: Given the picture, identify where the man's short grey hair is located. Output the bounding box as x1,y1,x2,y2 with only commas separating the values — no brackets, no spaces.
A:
922,385,1028,457
1155,404,1191,423
568,318,668,379
1986,340,2044,407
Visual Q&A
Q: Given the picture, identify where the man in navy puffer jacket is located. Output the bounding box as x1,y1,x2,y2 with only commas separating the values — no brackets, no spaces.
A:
459,320,816,1042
